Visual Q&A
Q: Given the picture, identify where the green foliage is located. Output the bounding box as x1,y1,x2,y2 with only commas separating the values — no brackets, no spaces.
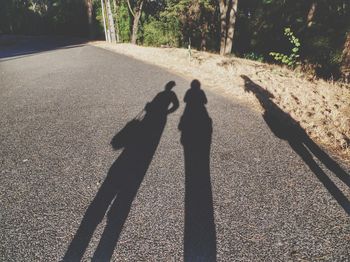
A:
117,2,131,42
0,0,91,36
270,28,300,67
143,17,180,47
161,0,218,49
93,1,105,38
236,0,350,79
243,52,264,62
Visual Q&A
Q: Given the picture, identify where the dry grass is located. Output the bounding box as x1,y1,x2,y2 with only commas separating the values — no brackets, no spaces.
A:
93,42,350,161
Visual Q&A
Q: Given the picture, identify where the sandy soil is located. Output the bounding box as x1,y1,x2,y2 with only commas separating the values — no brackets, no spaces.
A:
90,41,350,162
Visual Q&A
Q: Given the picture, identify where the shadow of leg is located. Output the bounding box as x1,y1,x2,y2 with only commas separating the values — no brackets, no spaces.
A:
92,189,138,261
290,141,350,215
241,75,350,215
63,177,119,261
303,136,350,188
184,144,216,262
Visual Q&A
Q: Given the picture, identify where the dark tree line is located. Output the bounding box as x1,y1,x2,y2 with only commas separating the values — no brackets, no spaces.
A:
1,0,349,81
0,0,96,37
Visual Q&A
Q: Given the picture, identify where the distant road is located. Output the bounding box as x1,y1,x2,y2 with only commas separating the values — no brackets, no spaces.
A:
1,38,349,261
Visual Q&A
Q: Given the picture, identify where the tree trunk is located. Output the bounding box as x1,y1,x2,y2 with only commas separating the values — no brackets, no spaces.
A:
101,0,109,42
200,22,208,51
86,0,94,39
341,32,350,82
219,0,227,55
306,2,317,28
224,0,238,55
218,0,238,56
131,0,144,44
106,0,117,43
113,0,120,42
115,17,120,43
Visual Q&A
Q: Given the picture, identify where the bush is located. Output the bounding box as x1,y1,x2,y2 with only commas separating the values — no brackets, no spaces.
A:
243,52,264,62
143,17,180,47
270,28,300,67
117,3,131,42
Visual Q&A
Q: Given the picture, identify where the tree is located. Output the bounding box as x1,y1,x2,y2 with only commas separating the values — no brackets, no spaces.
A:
218,0,238,55
161,0,217,50
112,0,121,42
86,0,94,38
127,0,145,44
106,0,117,43
306,1,316,28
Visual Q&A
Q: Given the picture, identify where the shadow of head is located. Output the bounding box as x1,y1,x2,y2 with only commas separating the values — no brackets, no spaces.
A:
184,79,208,107
191,79,201,90
165,81,176,91
240,74,297,139
240,75,274,99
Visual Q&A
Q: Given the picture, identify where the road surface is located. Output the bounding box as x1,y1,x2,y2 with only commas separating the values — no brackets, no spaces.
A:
1,38,349,261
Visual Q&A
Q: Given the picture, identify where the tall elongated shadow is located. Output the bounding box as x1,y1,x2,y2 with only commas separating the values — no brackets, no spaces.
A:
179,80,217,261
63,82,179,261
241,75,350,215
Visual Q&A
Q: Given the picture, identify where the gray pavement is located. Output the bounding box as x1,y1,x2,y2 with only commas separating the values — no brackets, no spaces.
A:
0,38,349,261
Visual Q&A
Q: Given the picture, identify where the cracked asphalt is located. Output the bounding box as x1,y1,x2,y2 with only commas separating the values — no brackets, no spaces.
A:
1,38,349,261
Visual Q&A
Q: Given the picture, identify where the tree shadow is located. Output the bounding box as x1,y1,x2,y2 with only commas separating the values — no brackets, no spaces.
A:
0,36,86,61
179,80,217,261
63,81,179,261
241,75,350,215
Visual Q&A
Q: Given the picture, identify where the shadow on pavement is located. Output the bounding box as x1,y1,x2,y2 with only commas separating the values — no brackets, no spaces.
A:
179,80,217,261
0,36,87,61
63,81,179,261
241,75,350,215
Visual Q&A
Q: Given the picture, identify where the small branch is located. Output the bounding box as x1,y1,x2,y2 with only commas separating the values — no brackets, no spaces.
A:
126,0,135,17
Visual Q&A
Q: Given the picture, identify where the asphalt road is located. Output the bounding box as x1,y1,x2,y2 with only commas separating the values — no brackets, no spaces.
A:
1,38,349,261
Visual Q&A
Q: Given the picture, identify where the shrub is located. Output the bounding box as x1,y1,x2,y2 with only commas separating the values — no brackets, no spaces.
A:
270,28,300,67
243,52,264,62
143,17,180,47
117,3,131,42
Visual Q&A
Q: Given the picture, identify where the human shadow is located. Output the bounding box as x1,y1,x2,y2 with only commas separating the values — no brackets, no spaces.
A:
63,81,179,261
179,80,217,261
241,75,350,215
